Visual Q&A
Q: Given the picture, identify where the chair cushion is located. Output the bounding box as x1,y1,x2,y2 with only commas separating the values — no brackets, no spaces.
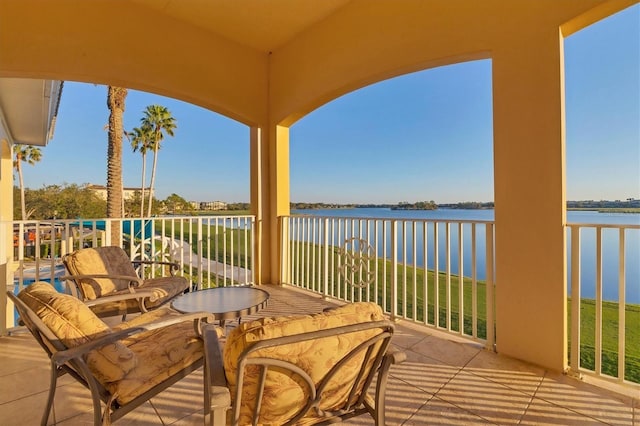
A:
109,307,206,405
17,282,137,383
139,276,189,307
64,246,139,299
223,302,385,425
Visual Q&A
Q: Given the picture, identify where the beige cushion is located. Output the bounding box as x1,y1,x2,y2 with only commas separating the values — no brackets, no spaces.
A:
64,247,189,316
223,302,385,425
18,282,137,383
109,307,207,404
64,246,139,299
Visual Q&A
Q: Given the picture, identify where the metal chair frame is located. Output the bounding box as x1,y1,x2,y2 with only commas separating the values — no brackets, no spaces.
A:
8,290,213,426
203,320,406,426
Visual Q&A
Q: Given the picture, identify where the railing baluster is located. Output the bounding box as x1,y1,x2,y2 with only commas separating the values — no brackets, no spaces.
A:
458,222,464,335
434,222,440,329
445,222,451,331
374,219,380,306
471,223,477,338
485,222,495,351
337,219,343,300
423,221,429,325
197,217,203,287
402,221,407,318
595,226,603,376
391,220,398,320
206,217,212,288
382,220,388,312
312,217,316,291
412,221,418,321
617,228,626,383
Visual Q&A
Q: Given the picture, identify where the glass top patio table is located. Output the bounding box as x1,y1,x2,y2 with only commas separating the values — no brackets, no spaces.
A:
171,286,270,323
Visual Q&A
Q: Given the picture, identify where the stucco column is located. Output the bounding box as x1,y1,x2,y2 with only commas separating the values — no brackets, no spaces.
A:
250,124,290,285
0,139,14,334
492,29,567,371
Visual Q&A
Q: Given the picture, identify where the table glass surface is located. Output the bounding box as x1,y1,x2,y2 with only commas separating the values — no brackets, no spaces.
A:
171,286,270,320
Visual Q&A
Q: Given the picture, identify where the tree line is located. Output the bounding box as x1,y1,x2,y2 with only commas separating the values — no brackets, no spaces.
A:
291,201,492,210
12,184,250,220
12,185,193,220
12,86,177,228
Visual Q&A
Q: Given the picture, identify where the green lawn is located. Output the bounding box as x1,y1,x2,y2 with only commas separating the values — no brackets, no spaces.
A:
161,220,252,268
568,298,640,383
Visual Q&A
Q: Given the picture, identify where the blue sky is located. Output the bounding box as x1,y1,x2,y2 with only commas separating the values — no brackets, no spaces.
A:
22,5,639,204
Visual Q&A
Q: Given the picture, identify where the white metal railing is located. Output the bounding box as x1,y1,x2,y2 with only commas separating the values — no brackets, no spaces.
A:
567,222,640,388
4,216,255,326
280,215,496,349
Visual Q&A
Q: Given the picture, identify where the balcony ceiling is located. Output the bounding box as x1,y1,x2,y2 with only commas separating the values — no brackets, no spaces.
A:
0,78,62,146
129,0,351,52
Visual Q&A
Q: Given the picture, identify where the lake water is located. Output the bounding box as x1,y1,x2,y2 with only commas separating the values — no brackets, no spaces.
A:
292,208,640,304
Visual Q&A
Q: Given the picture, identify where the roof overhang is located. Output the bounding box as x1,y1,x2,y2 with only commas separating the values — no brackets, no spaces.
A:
0,78,63,146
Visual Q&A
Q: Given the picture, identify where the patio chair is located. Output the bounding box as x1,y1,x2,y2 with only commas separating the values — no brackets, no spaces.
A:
8,281,220,426
203,302,406,426
61,245,189,318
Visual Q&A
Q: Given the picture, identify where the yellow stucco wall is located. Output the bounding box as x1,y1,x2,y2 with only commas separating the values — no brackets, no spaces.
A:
0,0,636,369
492,28,568,369
0,0,269,126
0,140,14,331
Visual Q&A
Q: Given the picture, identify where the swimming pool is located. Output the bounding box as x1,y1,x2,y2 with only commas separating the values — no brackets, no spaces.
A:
12,268,67,324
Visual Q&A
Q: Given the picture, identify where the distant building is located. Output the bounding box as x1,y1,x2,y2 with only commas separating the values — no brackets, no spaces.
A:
87,184,150,201
199,201,227,211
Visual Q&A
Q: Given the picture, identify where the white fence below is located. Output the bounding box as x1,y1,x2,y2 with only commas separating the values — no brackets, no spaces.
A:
3,216,255,329
280,215,496,349
567,222,640,388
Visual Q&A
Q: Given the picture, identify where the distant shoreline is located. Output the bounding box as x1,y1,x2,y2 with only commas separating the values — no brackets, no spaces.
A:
290,206,640,214
187,205,640,215
567,207,640,214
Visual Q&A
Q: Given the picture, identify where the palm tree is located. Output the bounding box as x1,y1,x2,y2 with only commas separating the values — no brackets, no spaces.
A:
106,86,127,242
13,144,42,220
140,105,177,217
128,124,153,218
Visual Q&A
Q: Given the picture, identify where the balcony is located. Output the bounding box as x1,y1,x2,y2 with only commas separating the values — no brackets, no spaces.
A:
1,284,637,424
1,1,638,423
2,214,638,424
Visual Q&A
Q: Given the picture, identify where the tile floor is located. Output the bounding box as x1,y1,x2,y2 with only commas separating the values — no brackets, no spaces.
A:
0,285,637,425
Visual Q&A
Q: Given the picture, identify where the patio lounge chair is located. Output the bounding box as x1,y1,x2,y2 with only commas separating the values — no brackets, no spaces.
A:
8,281,219,426
61,246,189,318
203,302,406,425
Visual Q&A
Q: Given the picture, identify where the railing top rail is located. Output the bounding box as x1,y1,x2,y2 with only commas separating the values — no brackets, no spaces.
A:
567,222,640,230
284,214,494,225
5,215,256,225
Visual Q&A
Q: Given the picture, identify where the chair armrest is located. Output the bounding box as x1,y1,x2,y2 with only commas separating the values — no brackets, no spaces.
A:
51,326,147,365
60,273,144,292
82,289,158,308
202,324,230,426
203,324,227,385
